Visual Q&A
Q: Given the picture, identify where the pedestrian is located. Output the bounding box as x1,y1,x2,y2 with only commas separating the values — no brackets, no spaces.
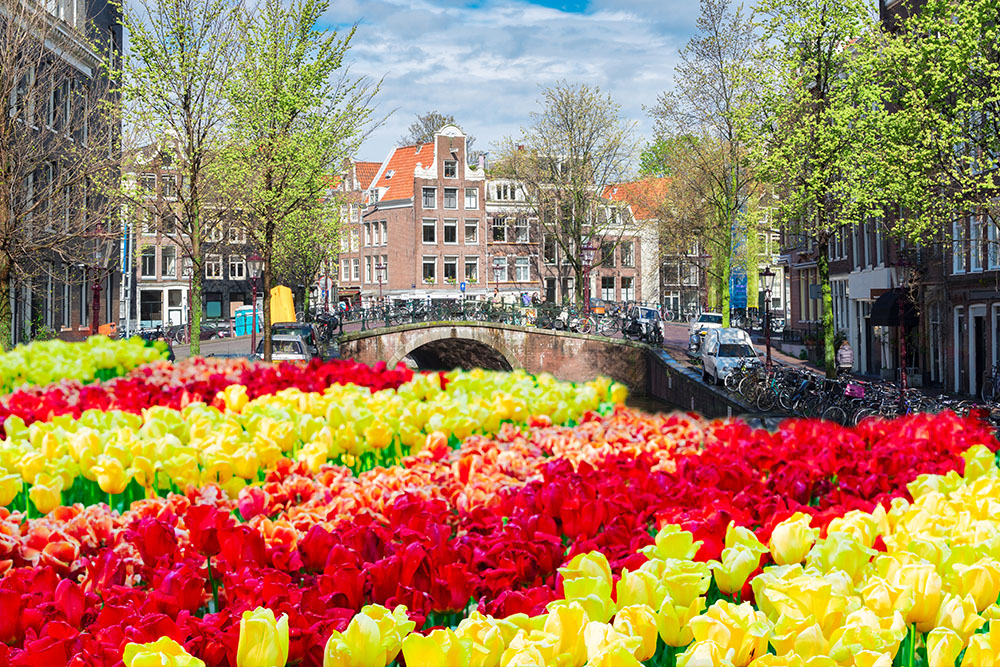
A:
491,288,499,303
531,292,540,306
521,292,530,307
837,339,854,376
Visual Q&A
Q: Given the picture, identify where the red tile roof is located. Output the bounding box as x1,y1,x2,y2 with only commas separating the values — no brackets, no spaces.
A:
373,143,434,201
602,178,671,221
355,161,382,190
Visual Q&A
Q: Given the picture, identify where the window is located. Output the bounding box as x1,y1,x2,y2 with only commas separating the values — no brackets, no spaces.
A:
492,218,507,242
422,187,436,209
380,221,387,245
989,215,1000,270
162,245,176,278
465,188,478,209
161,211,176,235
663,262,679,285
494,183,516,201
464,219,478,244
601,242,615,268
543,234,557,264
62,185,71,231
205,254,222,279
444,256,458,282
61,265,70,328
341,259,349,281
182,257,193,278
465,257,478,283
43,162,55,231
514,218,529,243
139,208,155,235
350,229,359,251
162,175,177,198
621,276,635,301
79,272,88,328
364,222,371,246
422,219,436,244
444,160,458,178
373,221,381,246
444,188,458,209
141,247,156,278
352,258,360,281
682,265,698,286
206,224,223,243
229,256,245,280
515,257,530,282
374,257,387,284
971,215,983,272
601,276,615,301
422,256,436,283
492,255,508,283
953,219,967,274
365,256,372,283
687,240,699,256
141,173,156,193
621,241,635,267
227,225,246,244
443,219,458,244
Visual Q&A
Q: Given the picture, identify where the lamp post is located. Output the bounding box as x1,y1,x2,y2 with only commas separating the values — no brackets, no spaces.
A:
493,253,504,290
247,254,263,354
759,265,776,367
374,262,386,304
581,241,597,314
91,266,101,334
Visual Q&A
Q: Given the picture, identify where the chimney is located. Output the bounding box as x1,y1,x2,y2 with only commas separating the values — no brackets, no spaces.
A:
478,154,485,170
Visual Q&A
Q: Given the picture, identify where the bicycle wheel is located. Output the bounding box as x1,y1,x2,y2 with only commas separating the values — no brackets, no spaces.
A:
756,388,777,412
577,317,594,335
821,404,848,425
777,388,795,412
982,381,996,404
597,317,617,336
724,371,740,392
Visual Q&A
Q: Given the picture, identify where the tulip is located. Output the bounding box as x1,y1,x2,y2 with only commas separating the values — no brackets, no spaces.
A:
585,640,644,667
709,545,761,596
28,473,62,514
237,607,289,667
122,637,205,667
853,652,893,667
93,454,130,495
828,608,906,662
582,621,642,663
768,616,829,658
962,619,1000,666
826,508,884,549
358,604,415,663
748,656,836,667
322,614,385,667
768,513,818,565
725,521,768,556
688,601,771,667
887,562,943,630
677,640,736,667
616,568,666,609
806,533,876,584
611,605,658,661
962,444,997,480
952,558,1000,613
401,628,471,667
656,594,706,647
927,627,964,667
859,577,915,620
540,602,589,666
456,614,505,667
649,559,712,607
933,593,985,643
499,644,546,667
560,551,613,588
0,473,23,506
640,524,702,562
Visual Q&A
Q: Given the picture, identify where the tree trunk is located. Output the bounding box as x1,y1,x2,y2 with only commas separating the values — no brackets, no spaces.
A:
189,200,202,355
721,250,731,328
817,240,836,378
263,218,275,363
0,253,12,351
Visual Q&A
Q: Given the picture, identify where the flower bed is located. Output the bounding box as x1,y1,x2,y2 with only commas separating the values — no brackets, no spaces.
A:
0,374,994,667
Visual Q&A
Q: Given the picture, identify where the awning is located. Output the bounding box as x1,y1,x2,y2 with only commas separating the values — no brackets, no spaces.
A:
869,287,918,328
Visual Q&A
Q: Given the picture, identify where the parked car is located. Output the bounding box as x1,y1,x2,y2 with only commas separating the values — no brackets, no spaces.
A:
167,319,231,345
271,322,320,358
622,305,665,345
701,328,760,385
687,312,724,355
251,334,314,362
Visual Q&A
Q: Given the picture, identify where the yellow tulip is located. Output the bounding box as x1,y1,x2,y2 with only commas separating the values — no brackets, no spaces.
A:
219,384,249,413
499,643,546,667
768,513,818,565
612,605,658,661
560,551,613,588
582,621,642,663
887,562,943,630
400,628,471,667
236,607,289,667
826,508,884,549
853,651,893,667
93,455,130,495
616,568,666,609
585,640,644,667
677,640,736,667
859,577,914,620
28,473,62,514
123,637,205,667
933,593,985,643
927,627,964,667
646,559,712,607
540,601,589,666
363,419,393,450
828,608,906,663
495,614,535,647
756,574,850,639
962,619,1000,666
552,576,616,624
709,545,761,596
656,594,706,647
358,604,415,663
0,473,23,506
639,524,702,562
688,601,771,667
322,614,384,667
725,522,768,556
768,615,829,658
749,655,837,667
962,444,997,480
952,558,1000,613
806,533,875,584
456,614,505,667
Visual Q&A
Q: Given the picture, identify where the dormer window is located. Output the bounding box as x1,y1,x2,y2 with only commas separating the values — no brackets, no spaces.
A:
385,170,394,180
444,160,457,178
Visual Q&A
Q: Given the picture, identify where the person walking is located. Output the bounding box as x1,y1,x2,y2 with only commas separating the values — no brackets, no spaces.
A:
837,340,854,376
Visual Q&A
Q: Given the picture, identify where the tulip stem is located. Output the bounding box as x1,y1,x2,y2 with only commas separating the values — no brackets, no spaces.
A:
206,556,220,612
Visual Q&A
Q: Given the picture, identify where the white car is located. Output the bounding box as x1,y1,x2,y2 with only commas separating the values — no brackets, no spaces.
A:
701,328,760,384
687,312,724,354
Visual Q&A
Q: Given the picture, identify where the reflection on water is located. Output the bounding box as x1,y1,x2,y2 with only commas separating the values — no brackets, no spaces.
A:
625,394,680,415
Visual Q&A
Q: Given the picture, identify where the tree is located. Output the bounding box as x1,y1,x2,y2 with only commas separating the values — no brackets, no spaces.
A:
399,111,475,151
121,0,241,355
0,0,121,347
218,0,378,360
493,82,640,305
647,0,763,328
879,0,1000,240
752,0,887,377
270,197,342,319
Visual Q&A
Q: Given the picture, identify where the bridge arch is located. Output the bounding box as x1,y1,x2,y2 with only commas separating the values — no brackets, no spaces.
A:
385,325,518,370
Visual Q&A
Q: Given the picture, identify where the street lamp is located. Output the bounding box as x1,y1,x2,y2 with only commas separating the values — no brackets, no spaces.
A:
247,254,264,353
581,241,597,314
493,253,504,289
374,261,386,304
759,265,776,367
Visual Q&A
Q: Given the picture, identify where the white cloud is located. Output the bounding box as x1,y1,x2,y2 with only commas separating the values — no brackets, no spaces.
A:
326,0,697,164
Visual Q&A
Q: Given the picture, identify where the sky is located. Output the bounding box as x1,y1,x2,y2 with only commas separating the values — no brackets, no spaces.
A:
322,0,701,163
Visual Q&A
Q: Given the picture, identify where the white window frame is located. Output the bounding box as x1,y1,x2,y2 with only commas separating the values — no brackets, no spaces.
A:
380,220,387,246
140,247,156,278
341,259,349,281
621,241,635,267
621,276,635,301
492,255,508,283
364,221,371,247
422,219,437,244
514,256,530,282
162,245,177,278
971,214,984,273
444,160,458,178
61,265,70,329
443,188,458,210
443,255,458,282
206,223,223,243
443,219,458,245
365,256,372,283
229,255,245,280
953,218,967,274
464,219,479,245
988,214,1000,270
600,276,615,301
422,256,437,283
205,254,223,279
422,187,436,209
227,224,246,244
492,218,508,243
465,188,478,210
464,256,478,283
514,218,529,243
352,258,360,281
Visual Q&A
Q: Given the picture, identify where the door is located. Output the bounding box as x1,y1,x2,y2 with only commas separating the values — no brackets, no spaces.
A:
865,318,876,375
975,315,986,397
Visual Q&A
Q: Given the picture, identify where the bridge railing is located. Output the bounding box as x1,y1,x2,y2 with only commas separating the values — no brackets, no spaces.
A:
315,299,671,343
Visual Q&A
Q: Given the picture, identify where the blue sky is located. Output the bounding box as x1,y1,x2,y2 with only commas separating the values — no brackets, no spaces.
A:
322,0,701,163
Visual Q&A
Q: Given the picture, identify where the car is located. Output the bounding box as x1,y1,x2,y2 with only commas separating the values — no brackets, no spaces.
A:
271,322,320,357
251,334,314,362
688,312,724,339
622,305,665,343
701,328,760,385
